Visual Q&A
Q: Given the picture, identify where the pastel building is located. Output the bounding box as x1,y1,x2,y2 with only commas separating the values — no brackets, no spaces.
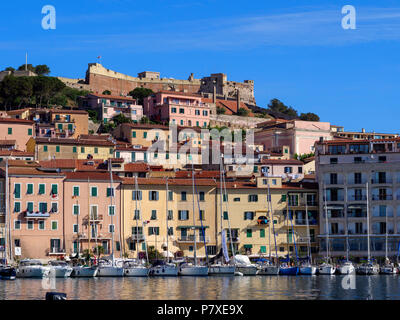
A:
144,91,210,127
0,118,35,151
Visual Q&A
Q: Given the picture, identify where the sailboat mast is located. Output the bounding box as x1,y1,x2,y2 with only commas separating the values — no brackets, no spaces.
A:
166,177,170,263
4,158,10,265
265,173,272,260
108,160,114,261
304,192,311,263
135,176,139,260
366,181,370,262
191,162,197,266
323,184,330,262
385,199,388,261
221,157,235,258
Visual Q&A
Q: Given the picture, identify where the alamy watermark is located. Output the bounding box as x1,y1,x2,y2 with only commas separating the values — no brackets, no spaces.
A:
41,5,56,30
342,5,356,30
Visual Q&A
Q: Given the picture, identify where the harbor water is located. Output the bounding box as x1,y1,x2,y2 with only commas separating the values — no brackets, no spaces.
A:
1,275,400,300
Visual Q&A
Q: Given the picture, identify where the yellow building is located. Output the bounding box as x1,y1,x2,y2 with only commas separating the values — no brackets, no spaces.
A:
27,136,115,161
50,110,89,138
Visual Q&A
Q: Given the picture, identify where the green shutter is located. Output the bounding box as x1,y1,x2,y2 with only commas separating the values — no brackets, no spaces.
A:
27,184,33,194
260,229,265,238
223,211,228,220
14,202,20,212
14,184,20,198
28,128,32,136
132,131,136,138
73,186,79,196
81,147,85,153
39,184,45,194
260,246,266,253
56,146,60,152
281,194,287,202
51,184,58,195
68,124,73,131
91,187,97,197
94,147,98,154
143,132,147,138
73,146,77,153
8,128,12,135
73,205,79,215
246,229,252,238
107,188,113,197
27,202,33,212
43,145,48,152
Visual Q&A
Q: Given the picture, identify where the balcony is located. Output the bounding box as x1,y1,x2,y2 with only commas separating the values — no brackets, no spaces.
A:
348,195,367,201
131,234,145,241
295,219,318,225
83,214,103,224
372,195,393,201
46,248,66,256
76,232,112,240
177,235,210,243
25,211,50,219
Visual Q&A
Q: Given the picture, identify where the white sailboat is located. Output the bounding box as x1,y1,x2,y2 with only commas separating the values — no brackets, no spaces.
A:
71,264,98,277
356,182,379,275
318,185,336,275
16,259,50,278
179,164,208,276
380,202,397,274
97,160,124,277
149,177,179,277
47,260,73,277
209,155,235,275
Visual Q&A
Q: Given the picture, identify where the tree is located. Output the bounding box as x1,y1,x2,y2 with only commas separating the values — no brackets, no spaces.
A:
4,67,15,73
216,106,226,115
87,109,99,122
102,90,111,95
299,112,320,122
112,113,132,126
140,116,150,124
17,64,35,72
34,64,51,76
267,98,298,117
147,246,163,262
237,107,249,117
128,87,154,105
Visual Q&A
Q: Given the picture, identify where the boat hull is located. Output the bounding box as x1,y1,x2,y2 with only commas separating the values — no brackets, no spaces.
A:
318,266,336,275
380,266,398,274
97,266,124,277
71,267,98,277
179,266,209,276
49,267,73,278
0,267,16,280
124,267,149,277
356,266,379,275
235,266,258,276
208,265,235,275
279,266,299,275
16,266,49,278
338,264,355,275
300,266,317,275
149,265,178,276
257,266,280,275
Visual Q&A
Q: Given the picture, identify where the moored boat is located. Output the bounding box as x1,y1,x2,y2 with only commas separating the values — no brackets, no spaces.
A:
299,263,317,275
318,262,336,275
279,263,299,275
337,261,355,275
233,255,258,276
97,259,124,277
16,259,50,278
123,259,149,277
179,262,209,276
48,260,73,278
71,265,98,277
149,260,178,276
208,263,235,275
356,262,379,275
0,266,16,280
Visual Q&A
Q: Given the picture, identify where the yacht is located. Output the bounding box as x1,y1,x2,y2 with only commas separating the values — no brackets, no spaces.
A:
299,262,317,275
318,262,336,275
0,265,16,280
71,265,98,277
16,259,50,278
357,262,379,275
208,263,235,275
47,260,73,278
178,262,209,276
337,261,356,275
380,258,398,274
279,263,299,275
96,259,124,277
256,259,279,275
149,260,178,276
233,255,258,276
123,259,149,277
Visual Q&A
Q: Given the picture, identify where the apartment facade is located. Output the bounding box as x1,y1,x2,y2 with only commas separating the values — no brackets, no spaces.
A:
315,138,400,260
0,118,35,151
49,110,89,138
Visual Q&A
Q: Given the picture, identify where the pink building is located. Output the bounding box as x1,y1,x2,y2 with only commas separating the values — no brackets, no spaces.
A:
254,119,332,156
0,118,35,151
63,171,122,257
144,91,210,127
0,161,65,261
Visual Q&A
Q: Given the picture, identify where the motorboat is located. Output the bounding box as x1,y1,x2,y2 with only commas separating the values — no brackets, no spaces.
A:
0,265,16,280
318,262,336,275
47,260,73,278
178,262,209,276
337,261,356,275
123,259,149,277
71,265,98,277
356,262,379,275
149,260,178,276
233,255,258,276
16,259,50,278
208,263,235,275
299,263,317,275
96,259,124,277
279,263,299,275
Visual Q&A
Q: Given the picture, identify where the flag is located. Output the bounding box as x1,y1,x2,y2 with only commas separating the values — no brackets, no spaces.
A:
97,56,101,59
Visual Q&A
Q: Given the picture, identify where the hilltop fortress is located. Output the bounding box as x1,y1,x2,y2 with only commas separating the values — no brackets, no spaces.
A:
58,63,257,105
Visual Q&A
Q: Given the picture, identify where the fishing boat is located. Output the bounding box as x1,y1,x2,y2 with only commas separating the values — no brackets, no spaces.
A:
47,260,73,278
0,265,16,280
123,259,149,277
318,185,336,275
149,260,179,276
71,265,98,277
16,259,50,278
233,255,258,275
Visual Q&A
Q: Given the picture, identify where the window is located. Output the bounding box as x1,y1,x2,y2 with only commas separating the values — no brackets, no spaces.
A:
178,210,189,220
248,195,258,202
244,212,255,220
7,128,12,135
56,146,60,153
199,192,205,201
14,220,21,230
14,184,21,198
179,108,185,114
132,190,142,200
94,147,98,154
151,210,157,220
39,202,47,213
28,128,32,136
168,191,173,201
195,110,200,116
171,108,177,114
44,145,48,152
107,188,114,197
168,210,173,220
260,229,265,238
133,210,140,220
203,110,208,116
168,227,173,236
330,158,338,164
199,210,205,221
14,202,21,213
132,131,136,138
91,186,98,197
108,205,115,216
260,246,266,253
51,202,58,213
39,184,45,195
223,194,228,202
328,145,346,154
73,224,78,233
51,221,58,230
81,147,85,153
246,229,252,238
148,227,160,235
51,184,58,195
73,204,79,215
109,225,115,233
298,167,303,174
149,191,159,201
39,220,45,230
73,186,80,196
223,211,229,220
284,167,293,173
27,202,33,212
25,183,33,195
73,146,77,153
27,221,34,230
181,191,187,201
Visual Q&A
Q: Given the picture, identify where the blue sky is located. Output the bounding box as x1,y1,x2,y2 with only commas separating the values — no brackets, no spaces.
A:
1,0,399,133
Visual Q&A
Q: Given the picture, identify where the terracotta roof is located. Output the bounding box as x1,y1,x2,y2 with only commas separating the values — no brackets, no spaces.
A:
39,159,107,171
175,171,220,179
261,159,303,165
51,109,88,115
34,137,115,147
0,160,40,167
64,171,122,181
0,150,34,156
78,134,112,140
0,140,16,146
201,98,251,115
123,163,150,173
87,93,136,102
0,167,64,177
155,91,202,98
6,108,30,115
0,117,34,124
120,123,170,130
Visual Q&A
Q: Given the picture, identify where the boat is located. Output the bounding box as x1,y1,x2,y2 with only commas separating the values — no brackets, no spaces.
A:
233,255,258,276
337,261,356,275
0,266,16,280
123,259,149,277
16,259,50,278
299,260,317,275
97,258,124,277
278,256,299,275
380,263,398,275
178,262,209,276
71,265,98,277
318,185,336,275
149,260,179,276
357,261,379,275
256,259,279,275
47,260,73,278
208,263,235,275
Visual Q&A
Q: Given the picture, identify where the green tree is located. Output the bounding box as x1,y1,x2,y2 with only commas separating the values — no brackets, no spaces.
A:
299,112,320,122
17,64,35,72
237,107,249,117
140,115,150,124
128,87,154,105
87,109,99,122
102,90,111,95
147,246,163,262
267,98,298,117
4,67,15,73
216,106,226,115
34,64,51,76
112,113,132,126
